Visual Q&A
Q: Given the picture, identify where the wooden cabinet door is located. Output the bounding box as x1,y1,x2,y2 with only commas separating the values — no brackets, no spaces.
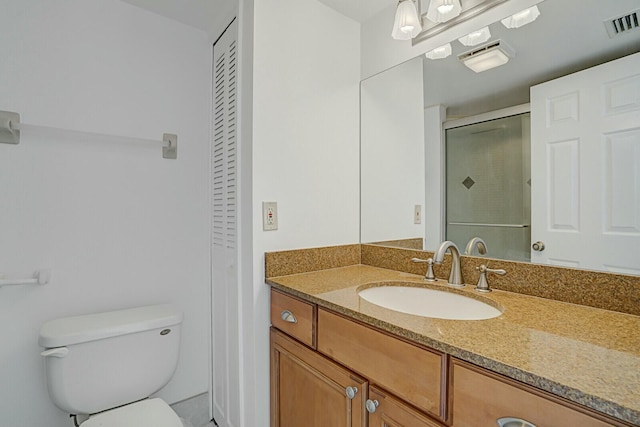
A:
317,308,447,421
451,359,627,427
271,328,367,427
368,386,445,427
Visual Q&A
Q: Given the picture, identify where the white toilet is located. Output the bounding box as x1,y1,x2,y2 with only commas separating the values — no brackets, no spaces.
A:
38,304,184,427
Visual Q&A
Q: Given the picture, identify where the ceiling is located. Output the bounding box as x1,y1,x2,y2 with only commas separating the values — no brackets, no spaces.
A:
416,0,640,116
119,0,639,119
119,0,237,36
316,0,394,23
120,0,393,30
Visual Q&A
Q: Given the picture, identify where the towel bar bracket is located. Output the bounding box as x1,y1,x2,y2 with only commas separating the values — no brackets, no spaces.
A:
163,133,178,159
0,268,51,288
0,111,20,144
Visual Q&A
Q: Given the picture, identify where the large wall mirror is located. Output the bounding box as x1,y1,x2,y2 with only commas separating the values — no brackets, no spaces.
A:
361,0,640,275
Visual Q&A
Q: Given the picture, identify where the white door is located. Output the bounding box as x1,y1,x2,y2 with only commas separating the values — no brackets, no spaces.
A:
211,18,241,427
530,52,640,274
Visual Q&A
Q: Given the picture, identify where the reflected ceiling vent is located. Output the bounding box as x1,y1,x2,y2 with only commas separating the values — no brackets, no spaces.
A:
604,9,640,38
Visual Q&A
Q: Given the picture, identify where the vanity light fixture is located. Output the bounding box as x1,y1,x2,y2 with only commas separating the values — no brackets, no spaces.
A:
501,5,541,29
458,40,515,73
426,0,462,23
425,43,452,59
391,0,422,40
458,26,491,46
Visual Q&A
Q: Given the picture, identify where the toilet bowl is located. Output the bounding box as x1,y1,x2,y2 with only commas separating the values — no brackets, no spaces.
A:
39,304,184,426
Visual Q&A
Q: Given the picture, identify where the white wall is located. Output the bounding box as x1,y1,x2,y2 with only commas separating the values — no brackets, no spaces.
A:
361,57,425,244
248,0,360,423
424,105,447,249
0,1,210,426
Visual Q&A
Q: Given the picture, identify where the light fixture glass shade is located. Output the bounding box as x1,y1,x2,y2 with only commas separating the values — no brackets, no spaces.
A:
426,0,462,23
501,6,540,29
459,41,515,73
425,43,452,60
391,0,422,40
458,27,491,46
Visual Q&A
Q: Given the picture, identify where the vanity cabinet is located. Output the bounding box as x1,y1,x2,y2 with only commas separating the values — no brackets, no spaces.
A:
271,329,367,427
317,308,446,421
270,288,631,427
270,289,446,427
450,359,629,427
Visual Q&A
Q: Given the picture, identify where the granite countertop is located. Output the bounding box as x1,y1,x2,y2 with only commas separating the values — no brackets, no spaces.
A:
267,264,640,426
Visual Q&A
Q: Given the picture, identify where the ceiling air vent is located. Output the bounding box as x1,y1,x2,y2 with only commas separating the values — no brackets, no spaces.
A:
604,9,640,38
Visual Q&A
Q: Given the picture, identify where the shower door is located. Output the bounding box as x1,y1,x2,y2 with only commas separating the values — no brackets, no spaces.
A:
445,113,531,262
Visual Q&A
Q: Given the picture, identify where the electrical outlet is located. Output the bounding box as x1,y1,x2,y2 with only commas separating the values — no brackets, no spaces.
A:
414,205,422,224
263,201,278,231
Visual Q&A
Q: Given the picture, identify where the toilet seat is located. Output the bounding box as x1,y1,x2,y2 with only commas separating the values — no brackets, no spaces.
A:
81,398,183,427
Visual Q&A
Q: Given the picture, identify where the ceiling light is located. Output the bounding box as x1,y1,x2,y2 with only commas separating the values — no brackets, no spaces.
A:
458,27,491,46
426,0,462,23
391,0,422,40
501,6,541,29
425,43,452,60
458,40,515,73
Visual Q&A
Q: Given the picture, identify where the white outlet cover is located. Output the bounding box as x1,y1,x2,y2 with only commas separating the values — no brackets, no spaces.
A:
262,201,278,231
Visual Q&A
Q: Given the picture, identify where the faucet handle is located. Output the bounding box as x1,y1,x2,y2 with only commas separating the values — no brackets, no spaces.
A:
475,264,506,293
411,258,436,281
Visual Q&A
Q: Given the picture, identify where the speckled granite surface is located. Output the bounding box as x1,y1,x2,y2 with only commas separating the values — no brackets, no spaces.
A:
267,265,640,425
265,244,360,278
361,244,640,316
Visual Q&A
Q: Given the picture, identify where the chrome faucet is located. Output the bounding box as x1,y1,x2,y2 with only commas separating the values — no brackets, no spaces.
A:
411,257,436,281
475,264,506,293
464,237,487,256
433,241,463,287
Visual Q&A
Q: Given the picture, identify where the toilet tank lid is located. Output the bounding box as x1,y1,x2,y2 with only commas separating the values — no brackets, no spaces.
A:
39,304,183,348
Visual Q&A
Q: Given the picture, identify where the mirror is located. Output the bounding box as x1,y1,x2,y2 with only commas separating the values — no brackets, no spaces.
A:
360,0,640,274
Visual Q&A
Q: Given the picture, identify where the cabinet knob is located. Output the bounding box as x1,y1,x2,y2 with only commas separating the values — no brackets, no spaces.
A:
365,399,379,413
497,417,537,427
531,241,545,252
280,310,297,324
345,386,358,399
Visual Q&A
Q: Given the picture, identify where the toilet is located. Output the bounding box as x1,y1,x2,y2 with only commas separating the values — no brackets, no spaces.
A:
38,304,184,427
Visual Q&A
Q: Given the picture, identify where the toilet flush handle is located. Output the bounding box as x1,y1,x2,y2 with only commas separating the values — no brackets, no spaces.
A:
41,347,69,358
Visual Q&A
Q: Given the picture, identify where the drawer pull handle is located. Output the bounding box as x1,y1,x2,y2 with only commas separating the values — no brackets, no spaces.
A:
365,399,379,413
497,417,536,427
280,310,297,324
345,386,358,399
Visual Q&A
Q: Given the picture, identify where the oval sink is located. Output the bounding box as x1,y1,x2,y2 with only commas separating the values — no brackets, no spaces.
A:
358,285,502,320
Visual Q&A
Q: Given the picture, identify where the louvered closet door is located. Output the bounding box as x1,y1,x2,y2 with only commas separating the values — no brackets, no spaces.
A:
211,18,241,427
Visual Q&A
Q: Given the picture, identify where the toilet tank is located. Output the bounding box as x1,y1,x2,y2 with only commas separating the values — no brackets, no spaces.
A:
38,304,183,415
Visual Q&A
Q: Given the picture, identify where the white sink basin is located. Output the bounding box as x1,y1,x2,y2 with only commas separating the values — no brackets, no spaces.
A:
358,285,502,320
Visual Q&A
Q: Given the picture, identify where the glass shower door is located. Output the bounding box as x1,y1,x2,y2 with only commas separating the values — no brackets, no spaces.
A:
445,113,531,262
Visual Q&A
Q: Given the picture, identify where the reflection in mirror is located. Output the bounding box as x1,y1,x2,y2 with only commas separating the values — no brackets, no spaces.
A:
360,0,640,274
445,113,530,262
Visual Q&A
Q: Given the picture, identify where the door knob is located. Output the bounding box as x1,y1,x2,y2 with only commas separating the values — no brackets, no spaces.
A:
365,399,379,413
345,386,358,399
531,241,545,252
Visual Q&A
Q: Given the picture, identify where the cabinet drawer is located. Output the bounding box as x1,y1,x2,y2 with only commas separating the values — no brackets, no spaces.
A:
317,308,446,421
270,289,316,348
368,386,445,427
451,359,626,427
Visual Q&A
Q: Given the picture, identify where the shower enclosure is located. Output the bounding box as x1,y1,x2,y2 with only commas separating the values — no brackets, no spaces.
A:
445,113,531,262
